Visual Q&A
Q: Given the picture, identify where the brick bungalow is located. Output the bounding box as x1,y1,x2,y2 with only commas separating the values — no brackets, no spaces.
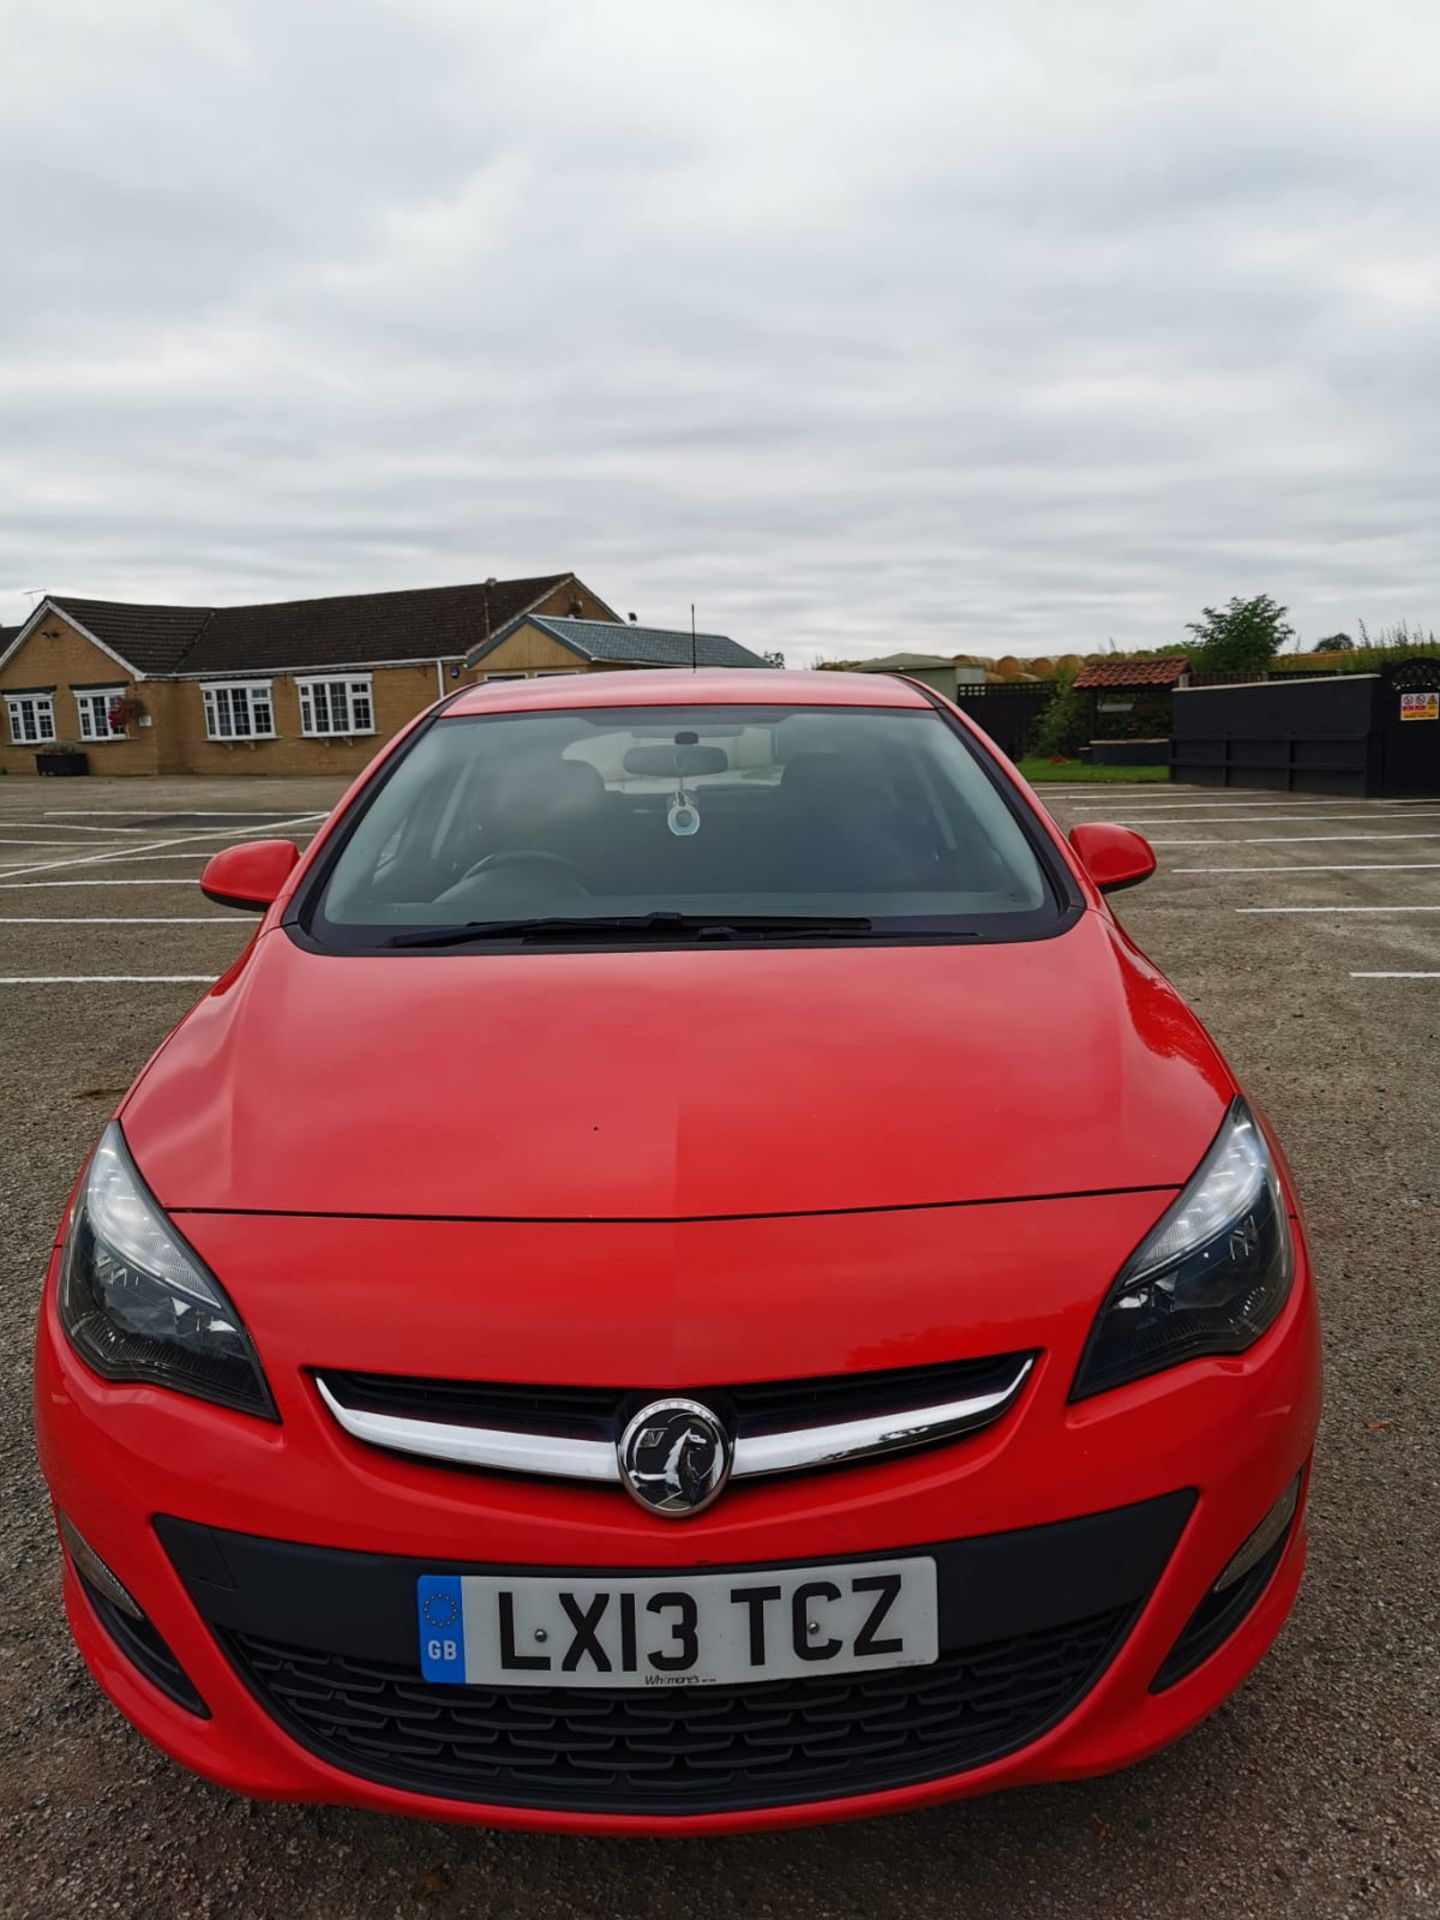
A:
0,574,622,777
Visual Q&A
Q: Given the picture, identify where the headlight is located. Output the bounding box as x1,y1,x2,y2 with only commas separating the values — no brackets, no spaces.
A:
58,1124,276,1420
1071,1099,1293,1400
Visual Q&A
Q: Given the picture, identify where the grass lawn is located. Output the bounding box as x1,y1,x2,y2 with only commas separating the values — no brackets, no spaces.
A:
1016,757,1169,784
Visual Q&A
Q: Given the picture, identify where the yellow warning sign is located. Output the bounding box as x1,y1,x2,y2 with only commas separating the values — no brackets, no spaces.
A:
1400,691,1439,722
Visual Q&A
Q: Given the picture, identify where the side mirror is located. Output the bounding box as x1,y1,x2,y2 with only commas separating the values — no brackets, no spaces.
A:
199,839,300,912
1068,822,1156,895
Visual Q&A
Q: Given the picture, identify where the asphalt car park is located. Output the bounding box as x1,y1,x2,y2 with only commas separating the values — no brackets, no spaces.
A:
2,772,1436,1918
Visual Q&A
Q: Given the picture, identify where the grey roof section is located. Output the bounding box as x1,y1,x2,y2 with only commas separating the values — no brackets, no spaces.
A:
845,652,959,672
469,614,770,671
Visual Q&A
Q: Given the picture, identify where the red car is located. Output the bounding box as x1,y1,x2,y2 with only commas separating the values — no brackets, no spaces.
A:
34,668,1321,1834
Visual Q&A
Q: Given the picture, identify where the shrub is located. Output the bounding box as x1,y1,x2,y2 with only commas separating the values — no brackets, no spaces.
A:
1031,665,1088,758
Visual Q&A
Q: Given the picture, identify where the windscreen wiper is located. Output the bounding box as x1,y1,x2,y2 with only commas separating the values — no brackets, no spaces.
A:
387,911,877,949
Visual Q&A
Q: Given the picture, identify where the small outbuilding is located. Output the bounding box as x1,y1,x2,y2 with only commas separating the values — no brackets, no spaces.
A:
1071,656,1190,760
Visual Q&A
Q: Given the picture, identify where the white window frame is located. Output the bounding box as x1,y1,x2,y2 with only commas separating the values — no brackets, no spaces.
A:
482,669,579,682
296,674,375,738
75,686,128,742
201,680,276,742
5,692,56,745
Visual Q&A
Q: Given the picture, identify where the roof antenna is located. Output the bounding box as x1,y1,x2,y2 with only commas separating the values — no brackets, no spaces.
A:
691,603,697,672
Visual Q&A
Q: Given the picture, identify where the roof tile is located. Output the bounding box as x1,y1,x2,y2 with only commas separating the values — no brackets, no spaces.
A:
1072,657,1189,690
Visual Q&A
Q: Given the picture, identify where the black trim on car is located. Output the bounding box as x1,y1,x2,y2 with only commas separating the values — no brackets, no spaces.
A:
1150,1514,1296,1692
155,1491,1192,1814
74,1566,209,1718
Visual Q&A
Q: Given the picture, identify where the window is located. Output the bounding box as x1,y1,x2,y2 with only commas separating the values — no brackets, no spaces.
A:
76,688,127,742
297,676,374,737
201,681,275,741
482,669,578,682
5,693,56,744
311,702,1061,949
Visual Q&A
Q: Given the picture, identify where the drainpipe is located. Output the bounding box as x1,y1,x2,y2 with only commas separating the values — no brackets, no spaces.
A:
435,658,446,698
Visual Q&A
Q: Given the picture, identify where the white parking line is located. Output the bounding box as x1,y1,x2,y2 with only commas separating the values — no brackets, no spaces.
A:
18,843,316,864
1075,812,1440,826
1173,862,1440,874
0,839,115,849
1149,832,1440,847
0,821,198,834
1237,832,1440,844
0,975,219,985
0,925,242,933
1071,796,1440,809
0,879,210,890
1350,971,1440,979
41,809,326,819
0,815,322,881
1235,905,1440,915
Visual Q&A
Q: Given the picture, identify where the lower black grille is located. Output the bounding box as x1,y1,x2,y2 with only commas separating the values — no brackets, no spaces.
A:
224,1607,1130,1814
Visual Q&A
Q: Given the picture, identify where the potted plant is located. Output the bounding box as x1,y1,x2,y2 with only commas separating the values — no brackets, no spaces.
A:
36,738,90,776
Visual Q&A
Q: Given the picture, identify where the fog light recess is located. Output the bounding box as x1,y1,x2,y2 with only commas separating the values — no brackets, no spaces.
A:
57,1511,209,1717
58,1512,142,1618
1151,1472,1304,1693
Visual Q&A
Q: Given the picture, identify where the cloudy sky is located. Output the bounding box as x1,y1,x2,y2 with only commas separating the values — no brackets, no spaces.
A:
3,0,1439,663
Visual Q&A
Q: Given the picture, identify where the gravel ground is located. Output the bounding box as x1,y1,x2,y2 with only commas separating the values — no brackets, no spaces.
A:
1,773,1436,1920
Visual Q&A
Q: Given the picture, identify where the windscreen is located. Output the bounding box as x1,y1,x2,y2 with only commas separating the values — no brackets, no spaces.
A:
312,704,1059,942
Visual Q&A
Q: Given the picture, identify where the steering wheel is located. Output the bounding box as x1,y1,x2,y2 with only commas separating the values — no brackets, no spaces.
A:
458,849,589,888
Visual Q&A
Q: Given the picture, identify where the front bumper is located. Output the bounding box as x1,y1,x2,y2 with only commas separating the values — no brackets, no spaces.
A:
34,1198,1322,1834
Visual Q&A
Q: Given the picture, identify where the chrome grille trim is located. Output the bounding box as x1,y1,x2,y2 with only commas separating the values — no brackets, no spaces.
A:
315,1355,1033,1487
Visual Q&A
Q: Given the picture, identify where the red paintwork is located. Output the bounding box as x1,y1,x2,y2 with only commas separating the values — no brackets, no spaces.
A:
198,839,299,911
1068,821,1158,894
121,914,1231,1219
33,667,1323,1832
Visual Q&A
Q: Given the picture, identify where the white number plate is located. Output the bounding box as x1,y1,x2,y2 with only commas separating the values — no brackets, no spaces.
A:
417,1555,938,1689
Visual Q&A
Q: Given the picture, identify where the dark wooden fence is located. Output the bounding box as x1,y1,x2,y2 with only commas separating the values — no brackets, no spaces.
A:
1171,667,1440,797
950,682,1055,759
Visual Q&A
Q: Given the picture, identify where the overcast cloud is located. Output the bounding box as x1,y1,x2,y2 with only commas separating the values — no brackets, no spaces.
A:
3,0,1440,662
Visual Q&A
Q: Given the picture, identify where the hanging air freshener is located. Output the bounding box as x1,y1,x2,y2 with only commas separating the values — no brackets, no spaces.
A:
667,787,701,836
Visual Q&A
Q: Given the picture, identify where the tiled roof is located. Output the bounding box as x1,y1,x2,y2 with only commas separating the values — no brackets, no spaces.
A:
184,576,577,675
47,598,213,674
470,614,770,671
36,576,585,677
1073,657,1189,690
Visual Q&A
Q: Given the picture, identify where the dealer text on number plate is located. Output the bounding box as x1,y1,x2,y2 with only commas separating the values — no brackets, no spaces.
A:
417,1555,938,1689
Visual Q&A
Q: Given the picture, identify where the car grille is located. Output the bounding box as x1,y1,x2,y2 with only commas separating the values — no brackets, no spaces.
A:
223,1605,1130,1814
319,1351,1033,1442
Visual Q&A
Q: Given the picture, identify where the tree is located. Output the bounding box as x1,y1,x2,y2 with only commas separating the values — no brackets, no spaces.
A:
1031,663,1088,758
1186,595,1294,676
1312,632,1353,651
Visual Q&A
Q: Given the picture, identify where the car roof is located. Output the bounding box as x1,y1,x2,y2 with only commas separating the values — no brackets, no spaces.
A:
443,667,932,716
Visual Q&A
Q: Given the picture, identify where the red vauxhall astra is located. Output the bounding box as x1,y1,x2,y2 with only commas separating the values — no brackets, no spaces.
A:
34,668,1321,1834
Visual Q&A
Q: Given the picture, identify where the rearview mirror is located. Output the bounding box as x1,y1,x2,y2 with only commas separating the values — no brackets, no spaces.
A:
1068,822,1156,895
622,743,730,777
199,839,300,912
